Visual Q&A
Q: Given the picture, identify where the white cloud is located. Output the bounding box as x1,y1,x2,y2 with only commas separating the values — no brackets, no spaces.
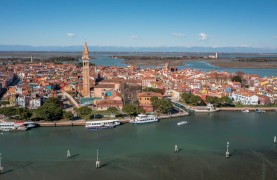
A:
66,33,76,37
199,33,208,41
130,35,140,40
171,32,185,37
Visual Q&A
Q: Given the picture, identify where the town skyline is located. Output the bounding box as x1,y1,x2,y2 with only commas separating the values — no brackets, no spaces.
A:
0,0,277,51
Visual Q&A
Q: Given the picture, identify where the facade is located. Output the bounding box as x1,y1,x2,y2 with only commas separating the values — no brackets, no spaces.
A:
231,92,259,105
17,96,30,108
137,92,163,112
95,99,123,110
29,98,42,109
82,42,91,97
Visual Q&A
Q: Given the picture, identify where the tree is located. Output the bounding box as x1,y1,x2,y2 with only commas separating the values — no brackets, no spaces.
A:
35,102,63,121
44,97,60,106
219,96,232,105
0,107,17,116
206,96,219,104
157,99,173,114
189,95,205,106
181,93,192,103
232,75,242,83
16,108,32,120
143,87,162,94
150,96,159,111
63,111,74,120
107,107,119,115
122,104,138,116
75,106,92,119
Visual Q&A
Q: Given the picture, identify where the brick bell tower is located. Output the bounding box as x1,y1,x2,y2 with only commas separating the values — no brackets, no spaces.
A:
82,42,91,97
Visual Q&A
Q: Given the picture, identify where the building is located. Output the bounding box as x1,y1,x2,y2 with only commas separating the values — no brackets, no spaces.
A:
82,42,91,97
137,92,163,112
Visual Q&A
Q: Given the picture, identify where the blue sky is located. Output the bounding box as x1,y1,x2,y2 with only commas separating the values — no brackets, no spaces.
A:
0,0,277,49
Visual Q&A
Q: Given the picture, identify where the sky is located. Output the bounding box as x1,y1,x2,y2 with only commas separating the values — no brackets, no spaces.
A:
0,0,277,49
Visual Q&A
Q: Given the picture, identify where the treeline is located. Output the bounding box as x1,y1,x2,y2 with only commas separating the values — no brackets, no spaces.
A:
0,97,70,121
180,93,233,107
47,56,79,63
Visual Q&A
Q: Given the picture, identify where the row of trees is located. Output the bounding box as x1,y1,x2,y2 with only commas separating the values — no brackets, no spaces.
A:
181,92,233,107
180,93,205,106
206,96,233,106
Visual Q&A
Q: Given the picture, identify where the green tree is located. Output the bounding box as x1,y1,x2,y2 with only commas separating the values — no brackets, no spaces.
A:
157,99,173,114
143,87,162,94
75,106,92,119
107,107,119,115
35,102,63,121
232,75,242,83
44,97,60,106
150,96,159,111
189,95,205,106
63,111,74,120
0,107,17,116
206,96,219,104
181,93,192,103
122,104,138,116
219,96,232,105
16,108,32,120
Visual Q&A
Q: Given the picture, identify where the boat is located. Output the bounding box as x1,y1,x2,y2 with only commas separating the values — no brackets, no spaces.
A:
0,120,28,131
177,121,188,126
192,104,219,112
129,114,158,124
85,119,121,130
242,109,249,113
255,109,265,113
23,121,37,129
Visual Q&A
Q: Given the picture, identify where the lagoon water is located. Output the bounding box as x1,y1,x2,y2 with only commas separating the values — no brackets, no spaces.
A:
1,112,277,180
91,56,277,77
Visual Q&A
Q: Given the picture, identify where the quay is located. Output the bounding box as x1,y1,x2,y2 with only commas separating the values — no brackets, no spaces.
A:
37,120,85,127
218,107,277,111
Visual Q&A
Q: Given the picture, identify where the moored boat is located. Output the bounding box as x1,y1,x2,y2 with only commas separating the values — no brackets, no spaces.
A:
255,109,265,113
129,114,158,124
85,119,121,130
177,121,188,126
0,120,28,131
242,109,249,113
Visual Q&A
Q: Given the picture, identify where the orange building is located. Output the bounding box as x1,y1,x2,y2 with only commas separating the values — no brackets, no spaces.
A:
137,92,163,112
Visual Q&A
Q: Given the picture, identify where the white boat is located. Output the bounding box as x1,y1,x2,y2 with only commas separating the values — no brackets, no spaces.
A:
129,114,158,124
177,121,188,126
242,109,249,113
0,120,28,131
192,104,219,112
23,122,37,129
85,119,121,130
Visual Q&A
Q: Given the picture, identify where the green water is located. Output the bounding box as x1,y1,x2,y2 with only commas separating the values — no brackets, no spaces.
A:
1,112,277,179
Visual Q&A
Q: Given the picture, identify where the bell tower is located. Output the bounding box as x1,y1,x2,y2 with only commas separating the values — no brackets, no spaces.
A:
82,42,91,97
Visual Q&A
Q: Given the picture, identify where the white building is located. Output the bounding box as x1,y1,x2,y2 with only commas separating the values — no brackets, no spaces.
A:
29,98,42,109
17,96,30,108
231,92,258,105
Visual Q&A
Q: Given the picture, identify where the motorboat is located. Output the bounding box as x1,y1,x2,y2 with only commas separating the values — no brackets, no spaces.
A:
177,121,188,126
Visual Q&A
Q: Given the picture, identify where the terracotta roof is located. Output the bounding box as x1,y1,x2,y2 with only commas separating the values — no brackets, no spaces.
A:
137,92,163,97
